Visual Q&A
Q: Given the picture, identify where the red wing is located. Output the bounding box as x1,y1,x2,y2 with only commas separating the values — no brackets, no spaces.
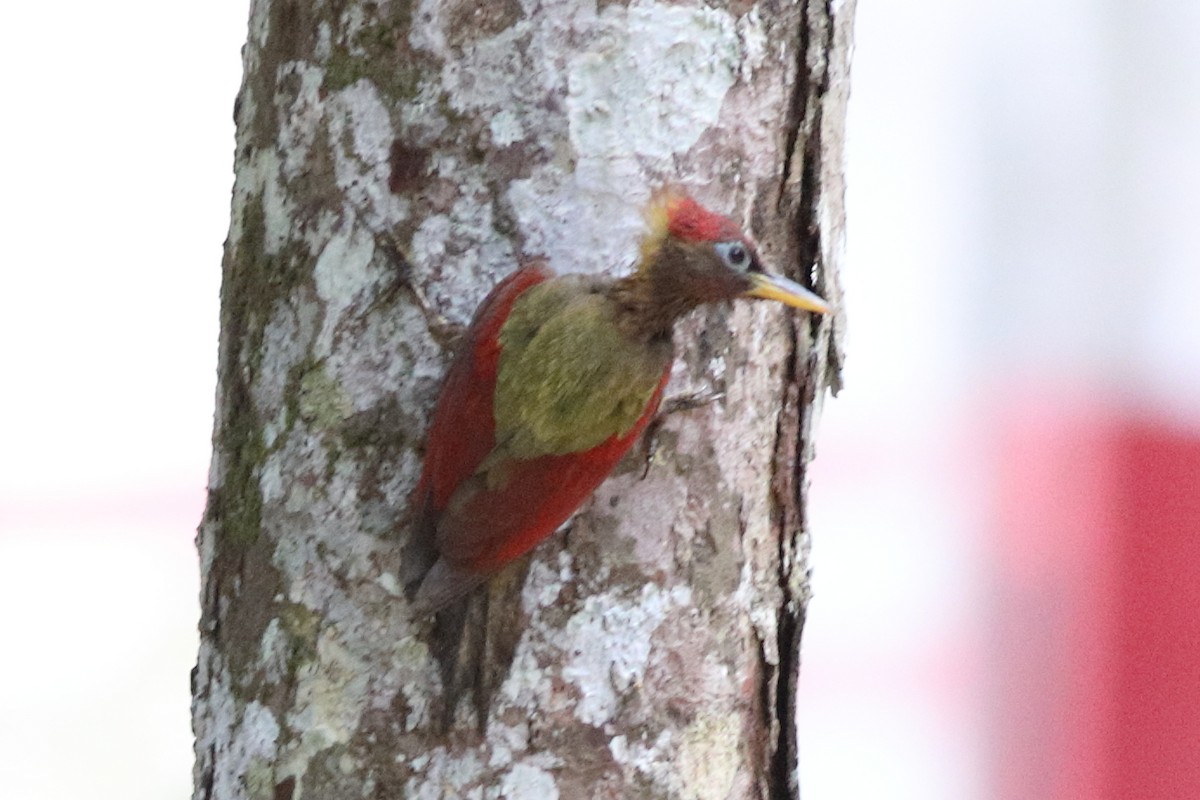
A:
415,265,553,515
434,371,669,574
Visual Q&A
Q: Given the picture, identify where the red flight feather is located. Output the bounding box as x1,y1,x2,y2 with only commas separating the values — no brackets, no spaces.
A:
415,265,551,518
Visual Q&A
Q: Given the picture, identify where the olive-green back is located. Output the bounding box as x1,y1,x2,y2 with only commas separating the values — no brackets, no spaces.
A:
493,276,672,461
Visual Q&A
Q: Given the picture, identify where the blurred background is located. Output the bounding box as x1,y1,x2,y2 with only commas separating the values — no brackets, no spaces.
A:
1,1,1197,798
802,2,1200,799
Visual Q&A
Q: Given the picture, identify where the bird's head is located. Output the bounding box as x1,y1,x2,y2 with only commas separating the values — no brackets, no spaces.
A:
638,191,830,315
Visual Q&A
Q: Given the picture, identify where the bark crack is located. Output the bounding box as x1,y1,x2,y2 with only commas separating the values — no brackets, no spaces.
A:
776,4,813,212
766,1,838,798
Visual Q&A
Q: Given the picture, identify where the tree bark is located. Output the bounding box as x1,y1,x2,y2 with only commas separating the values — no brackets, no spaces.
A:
193,1,852,798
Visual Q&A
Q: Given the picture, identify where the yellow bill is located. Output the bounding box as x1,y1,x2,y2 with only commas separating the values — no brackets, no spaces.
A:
746,272,831,314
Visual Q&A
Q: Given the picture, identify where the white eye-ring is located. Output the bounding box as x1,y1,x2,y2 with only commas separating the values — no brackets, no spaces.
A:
715,241,751,271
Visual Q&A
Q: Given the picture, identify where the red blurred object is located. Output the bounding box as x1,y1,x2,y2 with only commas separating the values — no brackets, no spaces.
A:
992,393,1200,800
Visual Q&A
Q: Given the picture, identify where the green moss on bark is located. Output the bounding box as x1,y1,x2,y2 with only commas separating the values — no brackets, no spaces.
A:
212,194,310,546
280,601,321,673
322,2,422,100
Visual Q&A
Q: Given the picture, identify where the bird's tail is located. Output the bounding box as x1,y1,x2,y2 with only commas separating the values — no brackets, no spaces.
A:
409,558,487,616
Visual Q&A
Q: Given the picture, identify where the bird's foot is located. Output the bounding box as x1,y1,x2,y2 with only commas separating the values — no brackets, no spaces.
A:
659,389,726,417
376,234,466,349
639,389,726,478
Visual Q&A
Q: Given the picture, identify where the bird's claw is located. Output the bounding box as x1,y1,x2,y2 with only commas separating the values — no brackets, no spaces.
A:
658,389,726,416
639,388,726,479
376,233,466,349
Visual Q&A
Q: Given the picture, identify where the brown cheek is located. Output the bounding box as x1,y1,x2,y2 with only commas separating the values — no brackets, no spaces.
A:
711,271,752,301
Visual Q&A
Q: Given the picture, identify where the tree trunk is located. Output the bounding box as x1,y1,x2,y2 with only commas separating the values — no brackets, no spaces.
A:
193,1,852,798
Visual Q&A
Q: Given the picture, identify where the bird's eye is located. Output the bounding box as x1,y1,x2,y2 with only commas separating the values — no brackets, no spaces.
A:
715,241,751,271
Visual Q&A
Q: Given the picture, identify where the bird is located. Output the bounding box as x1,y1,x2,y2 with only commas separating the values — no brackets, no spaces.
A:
404,191,830,614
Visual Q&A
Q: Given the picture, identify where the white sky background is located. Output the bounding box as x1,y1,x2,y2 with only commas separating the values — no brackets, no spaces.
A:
1,2,1197,799
0,4,241,799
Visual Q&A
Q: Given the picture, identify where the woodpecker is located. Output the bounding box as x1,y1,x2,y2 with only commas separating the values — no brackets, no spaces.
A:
406,192,829,612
